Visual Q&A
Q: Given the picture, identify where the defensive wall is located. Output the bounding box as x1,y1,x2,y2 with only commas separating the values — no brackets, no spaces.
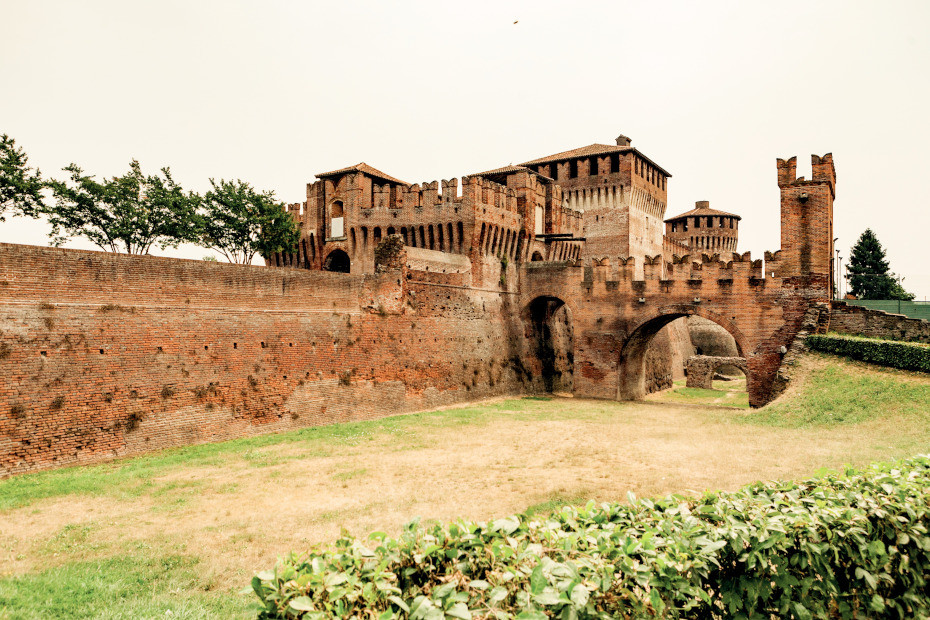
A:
829,302,930,343
0,243,528,476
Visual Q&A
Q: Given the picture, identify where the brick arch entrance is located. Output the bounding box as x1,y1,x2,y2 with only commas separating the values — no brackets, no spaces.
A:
617,306,750,401
524,296,575,393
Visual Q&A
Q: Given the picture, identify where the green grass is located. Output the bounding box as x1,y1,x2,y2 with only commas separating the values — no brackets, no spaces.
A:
0,555,255,619
743,355,930,427
650,379,750,409
523,492,591,517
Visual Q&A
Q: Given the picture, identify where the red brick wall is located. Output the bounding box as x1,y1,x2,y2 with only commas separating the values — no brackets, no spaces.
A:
0,244,526,476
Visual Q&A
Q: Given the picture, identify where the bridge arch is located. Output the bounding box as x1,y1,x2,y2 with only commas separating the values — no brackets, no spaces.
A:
523,295,576,393
617,305,751,401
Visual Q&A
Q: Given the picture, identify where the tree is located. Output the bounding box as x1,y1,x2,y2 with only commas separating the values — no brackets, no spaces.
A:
46,160,199,254
0,134,45,220
846,228,914,300
197,179,300,264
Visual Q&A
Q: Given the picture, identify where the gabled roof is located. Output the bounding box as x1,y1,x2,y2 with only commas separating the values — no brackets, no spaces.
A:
520,144,672,177
469,164,554,182
315,162,407,185
664,205,741,222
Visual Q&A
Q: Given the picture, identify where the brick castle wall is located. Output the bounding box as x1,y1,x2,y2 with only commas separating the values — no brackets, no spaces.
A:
0,243,526,476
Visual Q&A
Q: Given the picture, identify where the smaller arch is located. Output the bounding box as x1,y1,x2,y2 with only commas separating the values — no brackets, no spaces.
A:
531,251,544,262
323,249,350,273
685,355,749,390
617,306,751,402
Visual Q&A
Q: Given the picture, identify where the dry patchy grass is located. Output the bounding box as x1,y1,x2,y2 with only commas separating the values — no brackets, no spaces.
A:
1,354,929,616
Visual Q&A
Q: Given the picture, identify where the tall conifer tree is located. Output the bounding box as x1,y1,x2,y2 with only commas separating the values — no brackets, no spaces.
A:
846,228,913,300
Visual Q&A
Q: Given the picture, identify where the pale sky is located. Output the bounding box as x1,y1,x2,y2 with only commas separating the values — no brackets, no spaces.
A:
2,0,928,298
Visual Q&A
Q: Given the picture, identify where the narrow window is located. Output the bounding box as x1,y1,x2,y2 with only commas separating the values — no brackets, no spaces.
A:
329,200,345,238
610,153,620,173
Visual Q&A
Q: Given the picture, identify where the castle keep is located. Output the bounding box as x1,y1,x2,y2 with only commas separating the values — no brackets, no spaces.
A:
0,136,836,476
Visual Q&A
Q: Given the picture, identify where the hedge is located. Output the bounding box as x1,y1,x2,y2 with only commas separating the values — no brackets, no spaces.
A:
807,334,930,373
251,456,930,619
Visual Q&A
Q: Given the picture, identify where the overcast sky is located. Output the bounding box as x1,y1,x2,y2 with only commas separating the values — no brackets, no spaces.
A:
2,0,928,298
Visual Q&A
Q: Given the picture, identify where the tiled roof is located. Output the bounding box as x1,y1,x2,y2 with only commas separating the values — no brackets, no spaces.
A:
521,144,672,177
664,206,741,222
315,162,407,185
521,143,626,165
470,165,554,182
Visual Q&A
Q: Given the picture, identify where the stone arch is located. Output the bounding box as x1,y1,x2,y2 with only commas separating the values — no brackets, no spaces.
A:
524,295,575,393
323,249,350,273
531,251,544,262
617,305,750,401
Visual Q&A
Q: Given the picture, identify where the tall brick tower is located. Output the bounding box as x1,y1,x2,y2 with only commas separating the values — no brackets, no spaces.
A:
520,135,670,278
775,153,835,295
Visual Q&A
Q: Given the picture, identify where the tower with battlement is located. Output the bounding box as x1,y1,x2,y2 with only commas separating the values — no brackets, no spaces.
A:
775,153,836,289
518,135,669,277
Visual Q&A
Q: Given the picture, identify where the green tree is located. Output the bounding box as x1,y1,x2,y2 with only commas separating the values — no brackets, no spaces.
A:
197,179,300,264
46,160,199,254
0,134,45,220
846,228,914,300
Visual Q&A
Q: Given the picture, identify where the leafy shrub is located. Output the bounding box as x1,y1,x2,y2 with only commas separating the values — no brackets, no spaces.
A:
252,456,930,619
808,334,930,373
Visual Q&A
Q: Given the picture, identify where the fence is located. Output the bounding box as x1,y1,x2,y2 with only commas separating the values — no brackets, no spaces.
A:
842,299,930,321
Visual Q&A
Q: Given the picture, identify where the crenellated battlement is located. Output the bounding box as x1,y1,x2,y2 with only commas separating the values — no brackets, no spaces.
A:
366,175,520,216
777,153,835,196
574,250,774,288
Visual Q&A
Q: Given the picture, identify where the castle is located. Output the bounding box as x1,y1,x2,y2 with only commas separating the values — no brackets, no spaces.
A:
269,135,723,284
0,136,837,476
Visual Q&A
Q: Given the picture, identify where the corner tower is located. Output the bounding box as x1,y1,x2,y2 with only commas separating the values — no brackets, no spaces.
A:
775,153,835,294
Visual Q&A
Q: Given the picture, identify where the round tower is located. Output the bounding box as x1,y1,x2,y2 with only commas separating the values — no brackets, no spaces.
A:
664,201,740,254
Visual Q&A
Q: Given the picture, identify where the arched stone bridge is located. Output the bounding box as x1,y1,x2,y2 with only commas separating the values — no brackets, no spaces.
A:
516,153,836,407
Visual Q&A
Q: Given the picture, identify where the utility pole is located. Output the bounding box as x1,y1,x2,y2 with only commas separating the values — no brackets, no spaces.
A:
836,249,842,299
833,238,840,300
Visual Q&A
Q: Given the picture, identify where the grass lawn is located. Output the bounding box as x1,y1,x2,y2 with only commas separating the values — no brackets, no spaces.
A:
646,375,750,408
1,353,928,618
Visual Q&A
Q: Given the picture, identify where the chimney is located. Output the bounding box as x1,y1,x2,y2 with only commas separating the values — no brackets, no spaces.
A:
615,134,631,147
695,200,710,209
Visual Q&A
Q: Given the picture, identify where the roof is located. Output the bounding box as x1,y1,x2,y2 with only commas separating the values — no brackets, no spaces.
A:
664,205,741,222
469,165,554,182
520,144,672,177
315,162,407,185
